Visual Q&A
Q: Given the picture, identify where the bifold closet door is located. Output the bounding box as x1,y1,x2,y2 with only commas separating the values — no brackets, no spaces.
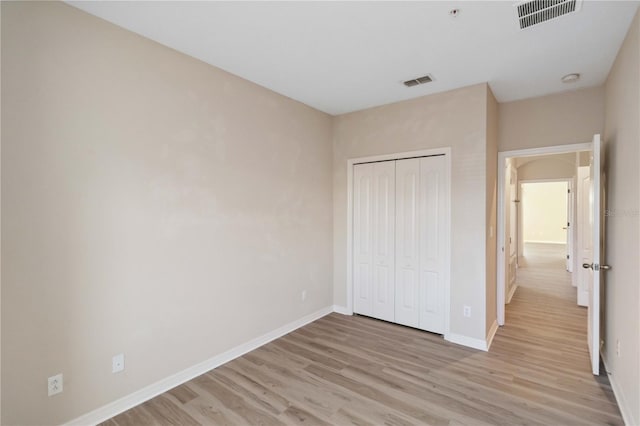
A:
395,156,446,333
353,162,396,322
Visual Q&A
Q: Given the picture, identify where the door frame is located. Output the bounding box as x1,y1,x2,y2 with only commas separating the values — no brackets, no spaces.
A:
346,147,451,337
497,142,591,326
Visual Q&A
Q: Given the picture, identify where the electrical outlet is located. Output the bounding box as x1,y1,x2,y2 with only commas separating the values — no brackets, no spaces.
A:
616,340,620,357
301,290,307,302
463,305,471,318
112,353,125,373
48,373,63,396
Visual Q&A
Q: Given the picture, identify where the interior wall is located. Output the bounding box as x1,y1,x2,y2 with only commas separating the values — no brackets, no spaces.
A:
499,86,605,152
485,87,498,337
521,182,568,244
603,8,640,425
517,154,576,180
0,3,3,420
1,2,333,425
333,83,490,342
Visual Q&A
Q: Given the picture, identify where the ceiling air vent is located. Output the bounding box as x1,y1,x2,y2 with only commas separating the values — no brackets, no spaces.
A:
516,0,582,30
403,74,433,87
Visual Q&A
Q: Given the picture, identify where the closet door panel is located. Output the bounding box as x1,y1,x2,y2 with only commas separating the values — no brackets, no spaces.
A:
372,162,396,321
395,158,420,328
419,156,446,333
353,164,374,317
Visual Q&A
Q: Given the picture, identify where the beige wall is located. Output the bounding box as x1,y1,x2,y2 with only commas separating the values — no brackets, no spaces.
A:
0,3,3,421
521,182,568,244
1,2,333,425
603,8,640,425
3,2,637,425
333,83,491,342
499,86,605,152
485,87,498,336
517,153,577,181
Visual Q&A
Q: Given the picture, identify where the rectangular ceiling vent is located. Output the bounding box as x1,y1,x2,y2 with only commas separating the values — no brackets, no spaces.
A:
403,74,433,87
516,0,582,30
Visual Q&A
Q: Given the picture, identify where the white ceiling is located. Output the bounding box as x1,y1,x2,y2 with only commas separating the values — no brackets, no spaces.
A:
68,1,639,115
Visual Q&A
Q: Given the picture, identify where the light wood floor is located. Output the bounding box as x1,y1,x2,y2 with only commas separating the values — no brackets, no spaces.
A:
101,243,623,425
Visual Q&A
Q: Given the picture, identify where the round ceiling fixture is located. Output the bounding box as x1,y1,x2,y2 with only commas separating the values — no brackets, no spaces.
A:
561,73,581,83
449,8,461,18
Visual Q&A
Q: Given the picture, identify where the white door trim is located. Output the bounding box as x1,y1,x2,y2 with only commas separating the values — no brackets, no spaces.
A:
346,147,451,337
497,142,592,326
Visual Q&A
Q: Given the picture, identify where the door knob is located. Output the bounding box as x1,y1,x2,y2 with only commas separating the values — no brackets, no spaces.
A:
582,263,612,271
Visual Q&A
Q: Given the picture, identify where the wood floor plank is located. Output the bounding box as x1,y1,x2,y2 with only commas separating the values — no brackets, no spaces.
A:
194,374,285,425
109,404,157,426
167,383,199,405
100,243,623,425
280,405,333,426
141,394,200,425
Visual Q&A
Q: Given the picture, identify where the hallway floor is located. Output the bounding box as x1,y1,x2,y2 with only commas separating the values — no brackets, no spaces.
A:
494,242,622,423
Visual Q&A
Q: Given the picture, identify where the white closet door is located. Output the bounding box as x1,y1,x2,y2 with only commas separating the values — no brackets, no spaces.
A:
353,162,395,321
353,163,374,317
418,156,446,333
372,162,396,321
395,158,420,328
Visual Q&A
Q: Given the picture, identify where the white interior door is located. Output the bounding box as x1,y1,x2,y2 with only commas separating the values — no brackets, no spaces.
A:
372,162,396,321
353,163,374,317
566,181,574,272
585,134,602,376
577,166,590,307
353,162,396,321
354,154,448,334
395,158,420,328
418,156,446,333
508,166,518,289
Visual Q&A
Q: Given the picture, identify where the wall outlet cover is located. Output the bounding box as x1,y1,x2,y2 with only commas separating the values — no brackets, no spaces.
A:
48,373,63,396
112,353,125,373
463,305,472,318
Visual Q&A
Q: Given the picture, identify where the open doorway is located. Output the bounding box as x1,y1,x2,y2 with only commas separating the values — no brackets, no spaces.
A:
520,180,570,268
496,138,603,376
498,147,593,311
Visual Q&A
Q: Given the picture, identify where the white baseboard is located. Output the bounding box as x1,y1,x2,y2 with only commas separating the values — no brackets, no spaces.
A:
602,356,637,426
64,306,334,426
485,320,499,350
506,283,518,304
445,332,489,351
333,305,353,315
